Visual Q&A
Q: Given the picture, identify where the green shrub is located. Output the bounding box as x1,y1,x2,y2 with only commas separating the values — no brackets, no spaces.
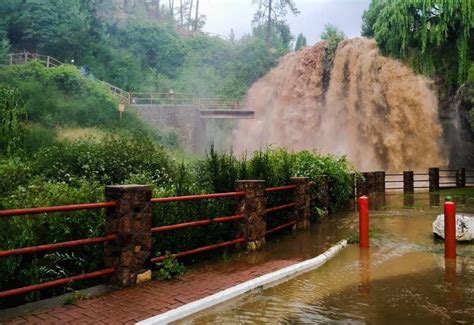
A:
33,135,174,185
0,158,32,195
23,125,57,155
0,179,104,307
155,254,186,280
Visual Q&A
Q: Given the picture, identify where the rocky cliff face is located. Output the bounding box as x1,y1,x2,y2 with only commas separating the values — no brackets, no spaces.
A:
440,83,474,167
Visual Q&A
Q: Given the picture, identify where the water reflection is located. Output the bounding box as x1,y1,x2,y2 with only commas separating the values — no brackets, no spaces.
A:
187,189,474,324
430,193,440,206
358,248,370,295
403,194,414,208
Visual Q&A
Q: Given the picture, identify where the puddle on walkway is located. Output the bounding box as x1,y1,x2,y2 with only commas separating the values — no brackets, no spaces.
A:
184,189,474,324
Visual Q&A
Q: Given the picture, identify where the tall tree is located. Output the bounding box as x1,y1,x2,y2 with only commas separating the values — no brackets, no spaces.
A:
168,0,174,19
361,0,387,37
188,0,193,30
194,0,199,30
294,33,307,51
252,0,299,45
0,27,10,64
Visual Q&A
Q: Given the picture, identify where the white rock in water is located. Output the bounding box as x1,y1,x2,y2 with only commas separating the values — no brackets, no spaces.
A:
432,213,474,242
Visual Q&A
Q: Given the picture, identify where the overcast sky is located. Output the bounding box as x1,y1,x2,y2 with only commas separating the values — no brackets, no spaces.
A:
199,0,371,44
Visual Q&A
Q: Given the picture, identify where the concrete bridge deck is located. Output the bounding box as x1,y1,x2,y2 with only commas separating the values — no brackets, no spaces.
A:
131,104,255,119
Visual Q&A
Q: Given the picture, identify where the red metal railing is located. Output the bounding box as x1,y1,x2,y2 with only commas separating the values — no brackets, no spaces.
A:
265,220,297,236
149,191,247,263
266,203,297,214
0,201,116,217
151,214,244,233
0,268,115,299
150,186,298,262
0,185,300,299
265,185,297,235
265,185,296,193
151,191,244,203
0,234,116,257
150,238,245,263
0,201,117,299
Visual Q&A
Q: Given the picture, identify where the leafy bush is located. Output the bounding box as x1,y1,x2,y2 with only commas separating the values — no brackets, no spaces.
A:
33,135,174,186
0,179,105,307
0,158,32,195
155,254,186,281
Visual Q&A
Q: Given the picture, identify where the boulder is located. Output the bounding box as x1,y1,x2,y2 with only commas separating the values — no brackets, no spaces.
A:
432,213,474,242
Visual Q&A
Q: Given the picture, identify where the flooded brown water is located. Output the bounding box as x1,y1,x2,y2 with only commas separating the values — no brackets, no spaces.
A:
185,189,474,324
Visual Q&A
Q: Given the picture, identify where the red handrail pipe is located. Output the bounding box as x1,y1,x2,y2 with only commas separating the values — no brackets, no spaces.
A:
444,201,456,259
359,196,369,248
151,192,244,203
0,268,115,299
0,201,117,217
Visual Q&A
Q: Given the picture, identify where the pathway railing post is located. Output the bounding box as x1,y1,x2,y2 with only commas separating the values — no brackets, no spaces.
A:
375,171,385,193
456,168,466,188
403,171,414,193
291,177,311,229
104,185,153,287
367,172,376,194
429,168,439,192
357,174,367,196
236,180,266,251
358,196,369,248
444,200,456,259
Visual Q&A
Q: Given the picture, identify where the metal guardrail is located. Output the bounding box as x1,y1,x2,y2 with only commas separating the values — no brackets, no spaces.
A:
0,184,298,298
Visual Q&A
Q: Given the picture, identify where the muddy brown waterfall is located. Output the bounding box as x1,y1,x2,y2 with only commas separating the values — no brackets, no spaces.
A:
234,38,445,171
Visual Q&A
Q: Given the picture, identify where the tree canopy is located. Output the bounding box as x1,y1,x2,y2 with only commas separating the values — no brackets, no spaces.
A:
0,0,288,99
320,24,346,61
362,0,474,87
252,0,299,46
294,33,307,51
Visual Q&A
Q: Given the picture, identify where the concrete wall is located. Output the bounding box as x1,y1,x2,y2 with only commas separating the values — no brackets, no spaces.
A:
131,105,206,153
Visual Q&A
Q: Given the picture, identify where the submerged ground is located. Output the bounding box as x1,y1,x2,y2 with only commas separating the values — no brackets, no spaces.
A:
186,189,474,324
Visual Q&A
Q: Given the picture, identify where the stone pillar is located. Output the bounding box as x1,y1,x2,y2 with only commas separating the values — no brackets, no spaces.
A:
291,177,311,229
375,171,385,193
429,168,439,192
403,171,414,193
104,185,152,287
235,180,266,251
456,168,466,188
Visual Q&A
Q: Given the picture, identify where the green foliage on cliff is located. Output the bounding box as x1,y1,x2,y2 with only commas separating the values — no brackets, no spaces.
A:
362,0,473,89
320,24,346,62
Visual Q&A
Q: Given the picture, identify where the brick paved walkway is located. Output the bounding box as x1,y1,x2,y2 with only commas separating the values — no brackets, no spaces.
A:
5,258,301,324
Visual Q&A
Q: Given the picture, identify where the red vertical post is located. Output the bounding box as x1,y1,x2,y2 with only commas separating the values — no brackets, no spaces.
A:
359,196,369,248
444,201,456,259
